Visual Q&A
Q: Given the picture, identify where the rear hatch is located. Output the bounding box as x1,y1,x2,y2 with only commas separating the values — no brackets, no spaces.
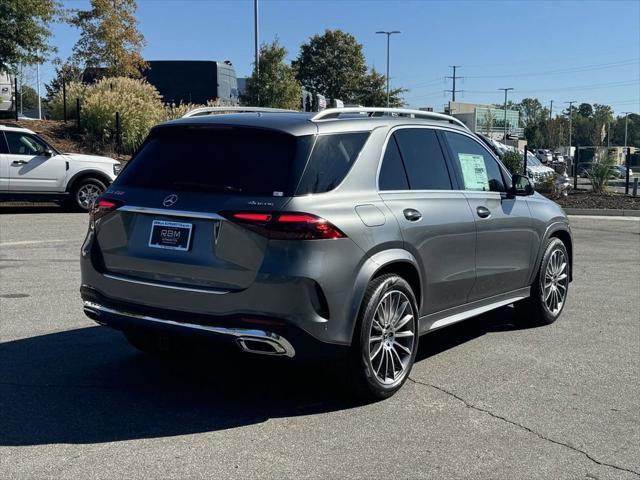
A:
93,124,314,291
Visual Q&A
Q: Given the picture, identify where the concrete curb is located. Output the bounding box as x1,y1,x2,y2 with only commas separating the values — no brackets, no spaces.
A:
564,208,640,217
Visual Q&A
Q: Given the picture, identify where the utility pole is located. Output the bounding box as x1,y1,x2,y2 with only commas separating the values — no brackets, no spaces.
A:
498,88,514,143
549,100,553,120
375,31,401,107
565,101,576,170
445,66,462,103
254,0,259,77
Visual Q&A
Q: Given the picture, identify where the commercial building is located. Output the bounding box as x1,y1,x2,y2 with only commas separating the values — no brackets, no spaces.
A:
84,60,240,106
446,101,524,148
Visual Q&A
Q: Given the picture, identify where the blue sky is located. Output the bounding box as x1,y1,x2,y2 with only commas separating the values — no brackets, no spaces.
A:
45,0,639,114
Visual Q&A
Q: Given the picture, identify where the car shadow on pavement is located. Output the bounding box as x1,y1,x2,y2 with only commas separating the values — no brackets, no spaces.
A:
0,203,65,214
0,306,539,446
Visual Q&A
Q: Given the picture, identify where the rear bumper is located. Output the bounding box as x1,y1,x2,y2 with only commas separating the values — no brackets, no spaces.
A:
80,285,349,360
81,226,375,346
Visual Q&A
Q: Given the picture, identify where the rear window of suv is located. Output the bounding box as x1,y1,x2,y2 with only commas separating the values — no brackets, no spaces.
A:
116,126,314,197
116,126,369,197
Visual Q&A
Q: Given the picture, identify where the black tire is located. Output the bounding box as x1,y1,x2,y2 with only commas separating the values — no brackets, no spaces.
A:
348,274,419,400
516,237,570,325
67,177,107,212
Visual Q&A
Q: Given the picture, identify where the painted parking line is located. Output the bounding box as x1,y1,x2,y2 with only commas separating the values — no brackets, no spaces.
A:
567,215,640,221
0,239,73,247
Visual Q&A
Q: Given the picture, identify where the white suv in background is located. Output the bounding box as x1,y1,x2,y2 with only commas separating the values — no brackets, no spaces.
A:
0,125,121,211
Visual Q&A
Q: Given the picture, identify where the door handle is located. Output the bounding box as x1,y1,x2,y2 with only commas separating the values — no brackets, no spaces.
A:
476,206,491,218
403,208,422,222
11,160,27,166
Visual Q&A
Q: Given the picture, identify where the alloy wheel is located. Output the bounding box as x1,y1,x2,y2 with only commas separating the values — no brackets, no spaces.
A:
543,249,568,315
368,289,416,385
77,183,102,210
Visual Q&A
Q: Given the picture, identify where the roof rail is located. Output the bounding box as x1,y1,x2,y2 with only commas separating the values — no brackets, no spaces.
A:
182,106,298,118
311,107,470,131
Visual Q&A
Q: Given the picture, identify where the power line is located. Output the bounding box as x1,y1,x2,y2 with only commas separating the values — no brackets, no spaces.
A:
461,79,639,96
464,58,639,79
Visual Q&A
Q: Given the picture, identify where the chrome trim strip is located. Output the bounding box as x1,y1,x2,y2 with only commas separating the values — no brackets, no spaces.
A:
427,293,529,331
118,205,225,221
103,273,230,295
429,296,525,330
83,301,296,358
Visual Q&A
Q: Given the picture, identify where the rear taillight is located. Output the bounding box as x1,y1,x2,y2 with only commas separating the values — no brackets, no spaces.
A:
89,198,121,228
223,211,346,240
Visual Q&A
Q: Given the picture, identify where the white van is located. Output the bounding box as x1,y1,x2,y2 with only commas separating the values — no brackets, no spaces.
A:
0,71,14,111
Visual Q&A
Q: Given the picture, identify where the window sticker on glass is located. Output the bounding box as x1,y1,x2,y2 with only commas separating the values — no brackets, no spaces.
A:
458,153,490,191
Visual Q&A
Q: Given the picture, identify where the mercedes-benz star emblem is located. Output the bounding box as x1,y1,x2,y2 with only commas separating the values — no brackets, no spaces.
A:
162,194,178,207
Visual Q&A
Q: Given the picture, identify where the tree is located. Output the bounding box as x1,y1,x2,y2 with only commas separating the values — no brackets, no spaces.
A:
293,29,367,102
353,68,405,107
242,40,302,110
611,113,640,147
592,104,614,146
70,0,146,78
578,103,594,118
483,109,497,137
517,98,547,128
0,0,59,72
19,85,40,110
44,62,83,101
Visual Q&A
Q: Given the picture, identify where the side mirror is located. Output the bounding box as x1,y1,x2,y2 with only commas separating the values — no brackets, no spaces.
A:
509,174,534,197
43,148,54,157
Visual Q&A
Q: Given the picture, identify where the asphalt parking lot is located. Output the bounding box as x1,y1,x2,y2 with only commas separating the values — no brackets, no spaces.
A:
0,211,638,479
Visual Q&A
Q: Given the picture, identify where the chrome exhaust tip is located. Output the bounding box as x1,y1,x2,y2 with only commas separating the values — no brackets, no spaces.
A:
237,336,294,357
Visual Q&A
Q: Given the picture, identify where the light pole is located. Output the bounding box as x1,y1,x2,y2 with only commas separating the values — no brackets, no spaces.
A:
622,112,632,148
375,30,400,107
254,0,259,76
565,101,576,169
498,88,513,143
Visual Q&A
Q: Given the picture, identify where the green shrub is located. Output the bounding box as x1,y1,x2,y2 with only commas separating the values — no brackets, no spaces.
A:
501,150,524,175
587,153,616,194
47,81,87,120
48,78,229,155
80,77,165,154
161,100,220,122
534,174,558,194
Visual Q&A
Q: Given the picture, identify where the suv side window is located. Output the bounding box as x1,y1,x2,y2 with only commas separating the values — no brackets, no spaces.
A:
379,135,409,190
444,131,506,192
5,132,48,156
393,128,452,190
296,132,369,194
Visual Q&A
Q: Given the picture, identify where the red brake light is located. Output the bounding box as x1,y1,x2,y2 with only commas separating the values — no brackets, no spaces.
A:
223,211,346,240
232,213,272,222
96,199,118,209
89,198,121,227
277,214,317,223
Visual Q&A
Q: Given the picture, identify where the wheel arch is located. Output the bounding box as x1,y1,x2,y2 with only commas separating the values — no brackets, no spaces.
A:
347,249,423,344
66,170,113,194
531,222,573,283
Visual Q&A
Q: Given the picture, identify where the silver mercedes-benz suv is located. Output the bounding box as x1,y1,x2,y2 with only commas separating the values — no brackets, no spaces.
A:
80,107,572,399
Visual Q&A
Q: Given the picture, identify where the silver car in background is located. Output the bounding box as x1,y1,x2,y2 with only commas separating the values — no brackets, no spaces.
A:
81,107,572,399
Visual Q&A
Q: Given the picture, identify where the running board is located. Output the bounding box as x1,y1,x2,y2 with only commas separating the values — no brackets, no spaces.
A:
419,287,530,334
